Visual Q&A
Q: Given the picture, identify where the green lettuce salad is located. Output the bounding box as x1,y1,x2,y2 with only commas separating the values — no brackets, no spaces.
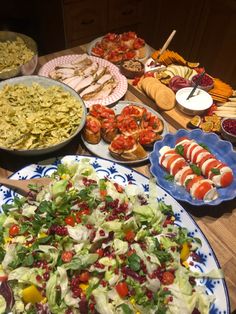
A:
0,158,223,314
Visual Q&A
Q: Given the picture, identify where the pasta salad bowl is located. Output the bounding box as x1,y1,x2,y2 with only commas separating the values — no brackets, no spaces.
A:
0,76,86,156
0,31,38,80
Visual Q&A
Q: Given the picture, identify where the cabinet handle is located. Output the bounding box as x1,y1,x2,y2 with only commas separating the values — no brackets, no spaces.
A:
81,18,95,25
122,9,134,16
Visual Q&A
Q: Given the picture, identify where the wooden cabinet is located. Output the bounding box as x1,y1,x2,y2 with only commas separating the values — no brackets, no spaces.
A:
63,0,108,47
62,0,155,47
150,0,236,87
189,0,236,87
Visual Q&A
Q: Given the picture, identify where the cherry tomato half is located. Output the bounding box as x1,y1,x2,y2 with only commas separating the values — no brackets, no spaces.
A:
79,271,90,283
61,251,73,263
161,271,175,285
65,216,75,227
9,224,20,237
116,281,129,298
124,230,135,242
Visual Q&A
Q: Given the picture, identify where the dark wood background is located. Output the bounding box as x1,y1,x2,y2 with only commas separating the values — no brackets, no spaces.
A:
1,0,236,88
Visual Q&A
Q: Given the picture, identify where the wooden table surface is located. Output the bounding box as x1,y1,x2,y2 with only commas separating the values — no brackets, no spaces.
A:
0,45,235,313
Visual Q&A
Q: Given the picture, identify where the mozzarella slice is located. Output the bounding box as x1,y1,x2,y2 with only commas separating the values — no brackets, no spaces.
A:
174,166,190,185
203,187,219,202
201,158,217,176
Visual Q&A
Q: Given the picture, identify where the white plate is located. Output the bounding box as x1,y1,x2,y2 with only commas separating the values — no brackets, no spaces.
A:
82,101,169,164
87,36,150,62
0,155,230,313
38,54,128,108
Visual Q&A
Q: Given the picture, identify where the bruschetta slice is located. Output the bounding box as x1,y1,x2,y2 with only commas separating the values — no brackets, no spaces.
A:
116,115,140,138
101,116,118,143
82,115,101,144
120,104,147,121
89,104,115,120
139,129,162,149
141,111,164,134
109,134,147,161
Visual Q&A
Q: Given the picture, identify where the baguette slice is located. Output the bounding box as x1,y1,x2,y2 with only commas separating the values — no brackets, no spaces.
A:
109,134,147,161
101,116,118,143
82,115,101,144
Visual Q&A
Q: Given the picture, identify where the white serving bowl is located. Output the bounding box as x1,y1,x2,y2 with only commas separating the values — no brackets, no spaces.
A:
176,87,213,116
0,76,87,156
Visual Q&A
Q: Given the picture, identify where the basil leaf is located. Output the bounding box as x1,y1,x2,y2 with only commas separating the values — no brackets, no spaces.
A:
190,164,201,175
164,174,174,181
211,168,220,175
175,144,184,156
199,143,211,152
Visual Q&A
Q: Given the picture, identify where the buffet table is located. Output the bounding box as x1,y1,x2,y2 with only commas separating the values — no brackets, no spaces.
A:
0,44,235,313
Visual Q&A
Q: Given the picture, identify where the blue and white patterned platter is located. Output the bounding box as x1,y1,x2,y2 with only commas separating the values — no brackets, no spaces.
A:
0,155,230,313
150,129,236,206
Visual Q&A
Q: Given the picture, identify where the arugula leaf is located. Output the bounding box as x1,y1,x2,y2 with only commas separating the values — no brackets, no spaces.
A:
175,144,184,156
128,253,141,271
117,304,133,314
190,164,201,175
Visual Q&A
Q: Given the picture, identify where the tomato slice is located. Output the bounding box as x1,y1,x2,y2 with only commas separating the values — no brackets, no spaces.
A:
175,136,189,145
185,176,203,192
193,181,212,200
198,153,214,168
171,159,187,176
220,171,234,187
180,168,194,186
116,282,129,298
188,143,199,162
166,155,182,172
159,149,176,166
161,271,175,285
204,160,220,177
192,148,207,164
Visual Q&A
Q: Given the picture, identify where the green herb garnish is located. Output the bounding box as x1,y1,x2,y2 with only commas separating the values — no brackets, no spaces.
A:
190,164,201,175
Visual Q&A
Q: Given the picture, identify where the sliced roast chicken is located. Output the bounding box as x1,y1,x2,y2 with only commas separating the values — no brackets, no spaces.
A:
48,54,117,101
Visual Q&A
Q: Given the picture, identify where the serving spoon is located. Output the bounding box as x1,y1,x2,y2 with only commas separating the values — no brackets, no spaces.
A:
0,177,52,196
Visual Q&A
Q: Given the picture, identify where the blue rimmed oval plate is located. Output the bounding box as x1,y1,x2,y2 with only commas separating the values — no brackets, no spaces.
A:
149,129,236,206
0,155,230,313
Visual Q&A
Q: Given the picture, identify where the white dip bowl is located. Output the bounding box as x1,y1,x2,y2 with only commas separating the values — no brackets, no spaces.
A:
176,87,213,116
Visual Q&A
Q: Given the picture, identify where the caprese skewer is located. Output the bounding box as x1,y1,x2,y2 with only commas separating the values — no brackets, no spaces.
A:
175,137,234,188
159,146,219,201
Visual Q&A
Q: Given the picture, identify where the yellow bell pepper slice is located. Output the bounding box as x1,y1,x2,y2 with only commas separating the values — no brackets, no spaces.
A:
22,285,44,304
180,242,190,262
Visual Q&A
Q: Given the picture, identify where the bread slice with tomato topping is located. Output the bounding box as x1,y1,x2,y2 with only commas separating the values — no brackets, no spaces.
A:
141,111,164,134
101,116,118,143
82,115,101,144
139,129,162,149
120,104,147,121
109,134,147,161
89,104,115,121
116,115,140,138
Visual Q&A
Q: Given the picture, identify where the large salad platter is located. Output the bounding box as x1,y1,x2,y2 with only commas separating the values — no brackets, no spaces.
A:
0,155,229,313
